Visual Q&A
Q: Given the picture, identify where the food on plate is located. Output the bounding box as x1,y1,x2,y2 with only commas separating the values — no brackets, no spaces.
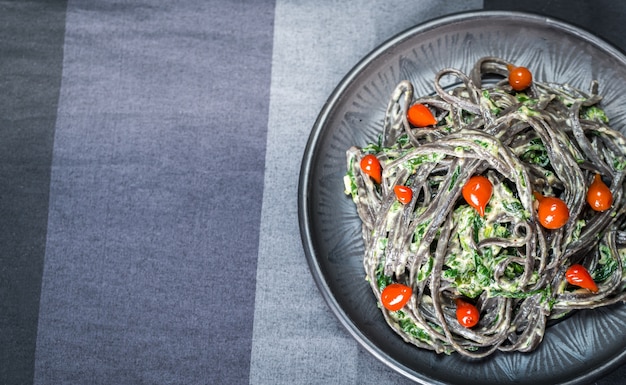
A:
343,56,626,357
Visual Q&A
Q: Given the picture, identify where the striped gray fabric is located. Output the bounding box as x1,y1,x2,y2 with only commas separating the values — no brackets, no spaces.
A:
33,1,274,384
0,2,67,384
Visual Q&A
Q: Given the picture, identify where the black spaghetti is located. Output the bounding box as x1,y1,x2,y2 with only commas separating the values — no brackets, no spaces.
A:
344,57,626,357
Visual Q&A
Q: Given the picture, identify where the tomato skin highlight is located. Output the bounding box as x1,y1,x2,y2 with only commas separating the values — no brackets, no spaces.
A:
587,173,613,211
407,103,437,127
455,299,480,328
534,192,569,229
566,264,598,293
380,283,412,311
462,175,492,217
360,154,382,184
394,185,413,205
508,66,533,91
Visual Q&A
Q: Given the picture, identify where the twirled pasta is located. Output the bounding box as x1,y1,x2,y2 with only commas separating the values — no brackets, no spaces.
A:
344,57,626,357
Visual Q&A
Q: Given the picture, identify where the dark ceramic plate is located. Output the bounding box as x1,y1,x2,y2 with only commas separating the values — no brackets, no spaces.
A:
298,11,626,385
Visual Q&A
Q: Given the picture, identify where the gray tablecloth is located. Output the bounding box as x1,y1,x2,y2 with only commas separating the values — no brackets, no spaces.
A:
1,0,625,384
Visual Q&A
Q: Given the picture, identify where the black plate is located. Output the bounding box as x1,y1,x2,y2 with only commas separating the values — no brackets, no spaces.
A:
299,11,626,385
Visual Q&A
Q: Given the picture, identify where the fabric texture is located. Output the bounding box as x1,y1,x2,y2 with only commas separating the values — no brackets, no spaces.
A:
0,1,67,384
32,1,275,384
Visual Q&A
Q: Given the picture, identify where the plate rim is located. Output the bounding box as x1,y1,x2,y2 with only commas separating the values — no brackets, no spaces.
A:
298,9,626,385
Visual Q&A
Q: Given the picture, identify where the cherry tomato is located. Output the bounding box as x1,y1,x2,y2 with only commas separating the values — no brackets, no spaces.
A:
455,298,480,328
565,264,598,293
360,154,382,184
587,173,613,212
380,283,412,311
534,192,569,230
508,66,532,91
407,103,437,127
462,175,492,217
394,185,413,205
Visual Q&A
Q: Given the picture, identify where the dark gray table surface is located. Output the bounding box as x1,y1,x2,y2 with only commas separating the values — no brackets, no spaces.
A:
1,0,624,384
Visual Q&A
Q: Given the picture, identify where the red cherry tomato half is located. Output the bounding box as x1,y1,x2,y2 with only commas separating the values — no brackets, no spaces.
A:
380,283,412,311
462,175,492,217
508,66,533,91
360,154,382,184
587,173,613,212
455,298,480,328
534,192,569,229
394,185,413,205
407,103,437,127
565,264,598,293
